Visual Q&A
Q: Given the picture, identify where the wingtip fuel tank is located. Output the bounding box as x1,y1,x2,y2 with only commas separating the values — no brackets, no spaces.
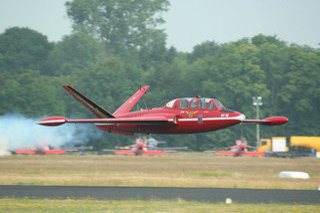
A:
37,117,66,126
263,116,288,126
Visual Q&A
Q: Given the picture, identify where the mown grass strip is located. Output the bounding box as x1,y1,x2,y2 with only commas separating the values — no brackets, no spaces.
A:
0,198,319,213
185,171,232,177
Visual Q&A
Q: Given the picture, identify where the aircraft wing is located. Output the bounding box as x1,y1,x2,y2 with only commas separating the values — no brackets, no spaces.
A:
215,151,237,156
142,150,165,155
113,85,150,116
114,150,136,155
244,151,265,156
149,147,188,151
37,116,171,126
15,149,37,154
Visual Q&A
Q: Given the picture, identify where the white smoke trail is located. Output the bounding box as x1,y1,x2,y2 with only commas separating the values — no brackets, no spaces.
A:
0,113,102,151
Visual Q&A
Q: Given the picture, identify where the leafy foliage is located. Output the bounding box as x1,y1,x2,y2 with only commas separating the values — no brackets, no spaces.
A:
66,0,169,55
46,31,105,76
0,27,53,74
0,15,319,150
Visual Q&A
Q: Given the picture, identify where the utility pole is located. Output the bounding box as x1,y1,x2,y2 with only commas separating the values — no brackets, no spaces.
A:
253,96,262,148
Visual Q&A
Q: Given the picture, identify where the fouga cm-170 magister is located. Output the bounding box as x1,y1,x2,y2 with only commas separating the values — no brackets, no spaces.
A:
37,85,288,135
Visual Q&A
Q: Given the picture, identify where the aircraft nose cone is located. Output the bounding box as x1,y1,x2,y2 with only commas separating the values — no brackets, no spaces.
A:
238,113,246,121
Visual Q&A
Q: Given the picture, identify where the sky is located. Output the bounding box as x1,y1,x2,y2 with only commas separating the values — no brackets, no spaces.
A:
0,0,319,52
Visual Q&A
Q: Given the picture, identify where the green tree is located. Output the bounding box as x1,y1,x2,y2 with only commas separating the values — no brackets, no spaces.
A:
251,34,286,47
255,43,287,115
138,31,176,70
68,56,132,116
66,0,169,54
278,46,320,135
187,40,219,63
0,27,53,74
46,31,105,76
1,27,319,150
0,70,67,116
66,56,137,148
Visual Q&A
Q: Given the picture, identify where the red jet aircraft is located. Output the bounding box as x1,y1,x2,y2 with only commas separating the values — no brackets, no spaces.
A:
103,137,187,156
204,137,265,157
37,85,288,135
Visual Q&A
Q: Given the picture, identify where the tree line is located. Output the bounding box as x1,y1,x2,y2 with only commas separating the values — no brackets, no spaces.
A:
0,0,319,150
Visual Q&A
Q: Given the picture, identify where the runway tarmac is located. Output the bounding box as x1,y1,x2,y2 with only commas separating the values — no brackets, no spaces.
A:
0,185,319,203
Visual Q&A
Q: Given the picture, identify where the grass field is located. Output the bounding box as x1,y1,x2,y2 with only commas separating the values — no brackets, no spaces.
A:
1,153,319,212
0,198,319,213
0,153,319,189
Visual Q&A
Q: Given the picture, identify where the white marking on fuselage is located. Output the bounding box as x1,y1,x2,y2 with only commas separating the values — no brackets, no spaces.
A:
93,115,246,126
168,114,246,122
94,123,115,126
38,119,65,124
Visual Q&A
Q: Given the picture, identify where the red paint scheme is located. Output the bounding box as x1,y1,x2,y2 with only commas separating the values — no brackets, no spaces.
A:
103,137,185,156
114,149,164,155
214,151,265,157
37,117,66,126
243,116,288,126
205,138,265,157
15,149,37,154
44,150,66,154
15,149,66,155
37,85,288,135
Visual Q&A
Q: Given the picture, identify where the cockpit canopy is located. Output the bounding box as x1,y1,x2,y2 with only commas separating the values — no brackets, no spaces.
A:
165,97,225,110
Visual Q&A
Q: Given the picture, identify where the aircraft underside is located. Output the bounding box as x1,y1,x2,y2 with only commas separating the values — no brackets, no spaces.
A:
96,118,242,135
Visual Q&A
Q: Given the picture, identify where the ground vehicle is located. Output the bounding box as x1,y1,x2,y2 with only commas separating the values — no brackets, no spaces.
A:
258,136,320,158
258,137,289,157
290,136,320,158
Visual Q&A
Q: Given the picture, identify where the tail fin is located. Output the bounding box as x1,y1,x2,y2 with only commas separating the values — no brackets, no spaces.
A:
63,85,114,118
113,85,150,115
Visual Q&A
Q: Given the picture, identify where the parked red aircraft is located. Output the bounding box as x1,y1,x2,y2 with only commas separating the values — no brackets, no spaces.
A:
15,146,92,155
103,137,164,156
15,147,66,155
204,137,265,157
103,137,187,156
37,85,288,135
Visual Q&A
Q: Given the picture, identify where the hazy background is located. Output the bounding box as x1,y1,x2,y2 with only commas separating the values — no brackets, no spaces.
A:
0,0,319,151
0,0,319,52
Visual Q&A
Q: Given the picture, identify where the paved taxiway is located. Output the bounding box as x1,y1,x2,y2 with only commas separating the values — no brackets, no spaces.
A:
1,185,319,203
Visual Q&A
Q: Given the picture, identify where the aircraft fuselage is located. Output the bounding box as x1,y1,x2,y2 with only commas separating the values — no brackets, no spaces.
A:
95,106,245,135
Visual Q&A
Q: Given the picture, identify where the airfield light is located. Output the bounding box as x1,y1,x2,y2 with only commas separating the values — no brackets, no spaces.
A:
253,96,263,148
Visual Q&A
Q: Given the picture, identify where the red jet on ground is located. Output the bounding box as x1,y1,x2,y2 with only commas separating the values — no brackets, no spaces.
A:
38,85,288,135
108,137,165,156
103,137,187,156
15,146,66,155
204,137,265,157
